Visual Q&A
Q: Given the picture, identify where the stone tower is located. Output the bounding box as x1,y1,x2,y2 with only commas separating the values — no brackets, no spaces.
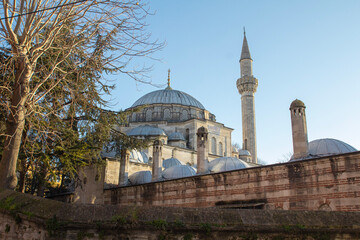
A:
236,31,258,163
196,126,209,174
290,99,309,159
152,140,163,181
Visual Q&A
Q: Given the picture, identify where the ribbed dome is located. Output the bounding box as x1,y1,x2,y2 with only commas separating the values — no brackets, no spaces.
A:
162,165,196,180
308,138,357,157
127,125,166,137
128,171,152,185
163,158,184,169
209,157,249,173
290,99,305,109
239,149,251,156
168,132,186,141
131,89,205,109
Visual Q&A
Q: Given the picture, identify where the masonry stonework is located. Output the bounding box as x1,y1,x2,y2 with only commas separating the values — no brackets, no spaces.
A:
105,151,360,211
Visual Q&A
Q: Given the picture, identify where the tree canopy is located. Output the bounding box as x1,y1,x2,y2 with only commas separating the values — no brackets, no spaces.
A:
0,0,162,190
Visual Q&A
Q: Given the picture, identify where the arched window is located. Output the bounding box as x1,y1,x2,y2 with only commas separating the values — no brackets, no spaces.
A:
219,142,223,156
164,109,171,120
181,110,188,121
211,137,217,155
131,113,136,122
146,109,152,121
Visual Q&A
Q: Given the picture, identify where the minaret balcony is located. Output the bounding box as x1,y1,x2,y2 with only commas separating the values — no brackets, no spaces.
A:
236,76,258,94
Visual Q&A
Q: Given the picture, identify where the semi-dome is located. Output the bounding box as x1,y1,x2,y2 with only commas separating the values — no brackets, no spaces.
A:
209,157,249,173
101,145,149,163
127,125,166,137
131,89,205,110
168,132,186,141
130,149,149,163
163,157,184,169
162,165,196,180
308,138,357,157
128,171,152,185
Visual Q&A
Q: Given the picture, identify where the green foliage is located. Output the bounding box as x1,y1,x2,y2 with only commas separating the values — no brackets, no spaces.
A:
149,219,168,230
0,196,17,211
1,29,150,195
111,215,127,225
5,224,10,233
157,234,166,240
240,231,258,240
199,223,212,233
183,233,193,240
46,215,62,237
77,231,95,240
173,219,185,228
311,232,331,240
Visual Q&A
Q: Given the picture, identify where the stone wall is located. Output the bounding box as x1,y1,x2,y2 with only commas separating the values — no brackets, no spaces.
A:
105,151,360,211
1,189,360,240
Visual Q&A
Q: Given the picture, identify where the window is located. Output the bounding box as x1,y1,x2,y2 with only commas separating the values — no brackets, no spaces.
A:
219,142,223,156
211,137,217,155
146,109,152,121
164,109,171,120
181,110,188,121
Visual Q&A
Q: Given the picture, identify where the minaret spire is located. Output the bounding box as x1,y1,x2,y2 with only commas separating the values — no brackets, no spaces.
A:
236,32,258,163
166,69,172,90
240,28,252,61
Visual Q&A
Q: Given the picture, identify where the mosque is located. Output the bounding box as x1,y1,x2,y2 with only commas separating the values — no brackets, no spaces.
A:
72,33,359,209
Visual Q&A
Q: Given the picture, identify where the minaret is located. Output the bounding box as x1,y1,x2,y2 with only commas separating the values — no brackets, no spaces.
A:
290,99,309,159
236,29,258,163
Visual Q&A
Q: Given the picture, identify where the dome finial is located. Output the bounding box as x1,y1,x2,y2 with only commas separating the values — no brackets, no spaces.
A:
166,69,172,90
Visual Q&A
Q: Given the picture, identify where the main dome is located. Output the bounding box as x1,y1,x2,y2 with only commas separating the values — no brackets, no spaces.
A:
131,89,205,109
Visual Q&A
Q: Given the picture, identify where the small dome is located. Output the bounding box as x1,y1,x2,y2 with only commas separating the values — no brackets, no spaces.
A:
127,125,166,137
131,89,205,109
308,138,357,157
163,158,184,169
168,132,186,141
290,99,305,109
162,165,196,180
128,171,152,185
209,157,249,173
129,149,149,163
238,149,251,156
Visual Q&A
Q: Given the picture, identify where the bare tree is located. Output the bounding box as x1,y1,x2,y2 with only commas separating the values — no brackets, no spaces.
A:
0,0,163,189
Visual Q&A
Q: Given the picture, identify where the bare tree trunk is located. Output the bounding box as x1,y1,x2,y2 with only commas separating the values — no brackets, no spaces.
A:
17,158,28,193
0,54,32,189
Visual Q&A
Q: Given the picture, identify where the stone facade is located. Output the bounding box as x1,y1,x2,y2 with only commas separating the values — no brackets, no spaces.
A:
104,151,360,211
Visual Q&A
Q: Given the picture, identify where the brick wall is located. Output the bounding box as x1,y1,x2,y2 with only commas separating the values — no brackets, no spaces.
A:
104,151,360,211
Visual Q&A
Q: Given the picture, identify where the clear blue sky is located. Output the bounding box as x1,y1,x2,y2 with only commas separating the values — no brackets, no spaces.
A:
109,0,360,164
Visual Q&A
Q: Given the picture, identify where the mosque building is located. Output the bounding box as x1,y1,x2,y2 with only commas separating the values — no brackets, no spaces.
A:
76,32,357,200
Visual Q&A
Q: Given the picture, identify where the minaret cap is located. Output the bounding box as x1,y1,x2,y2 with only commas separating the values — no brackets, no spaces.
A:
165,69,172,90
290,99,306,109
240,28,252,60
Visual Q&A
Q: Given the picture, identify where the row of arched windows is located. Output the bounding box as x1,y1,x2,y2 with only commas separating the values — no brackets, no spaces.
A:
131,109,206,122
211,137,224,156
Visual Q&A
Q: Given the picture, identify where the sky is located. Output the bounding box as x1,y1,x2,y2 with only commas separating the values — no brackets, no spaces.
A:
108,0,360,164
